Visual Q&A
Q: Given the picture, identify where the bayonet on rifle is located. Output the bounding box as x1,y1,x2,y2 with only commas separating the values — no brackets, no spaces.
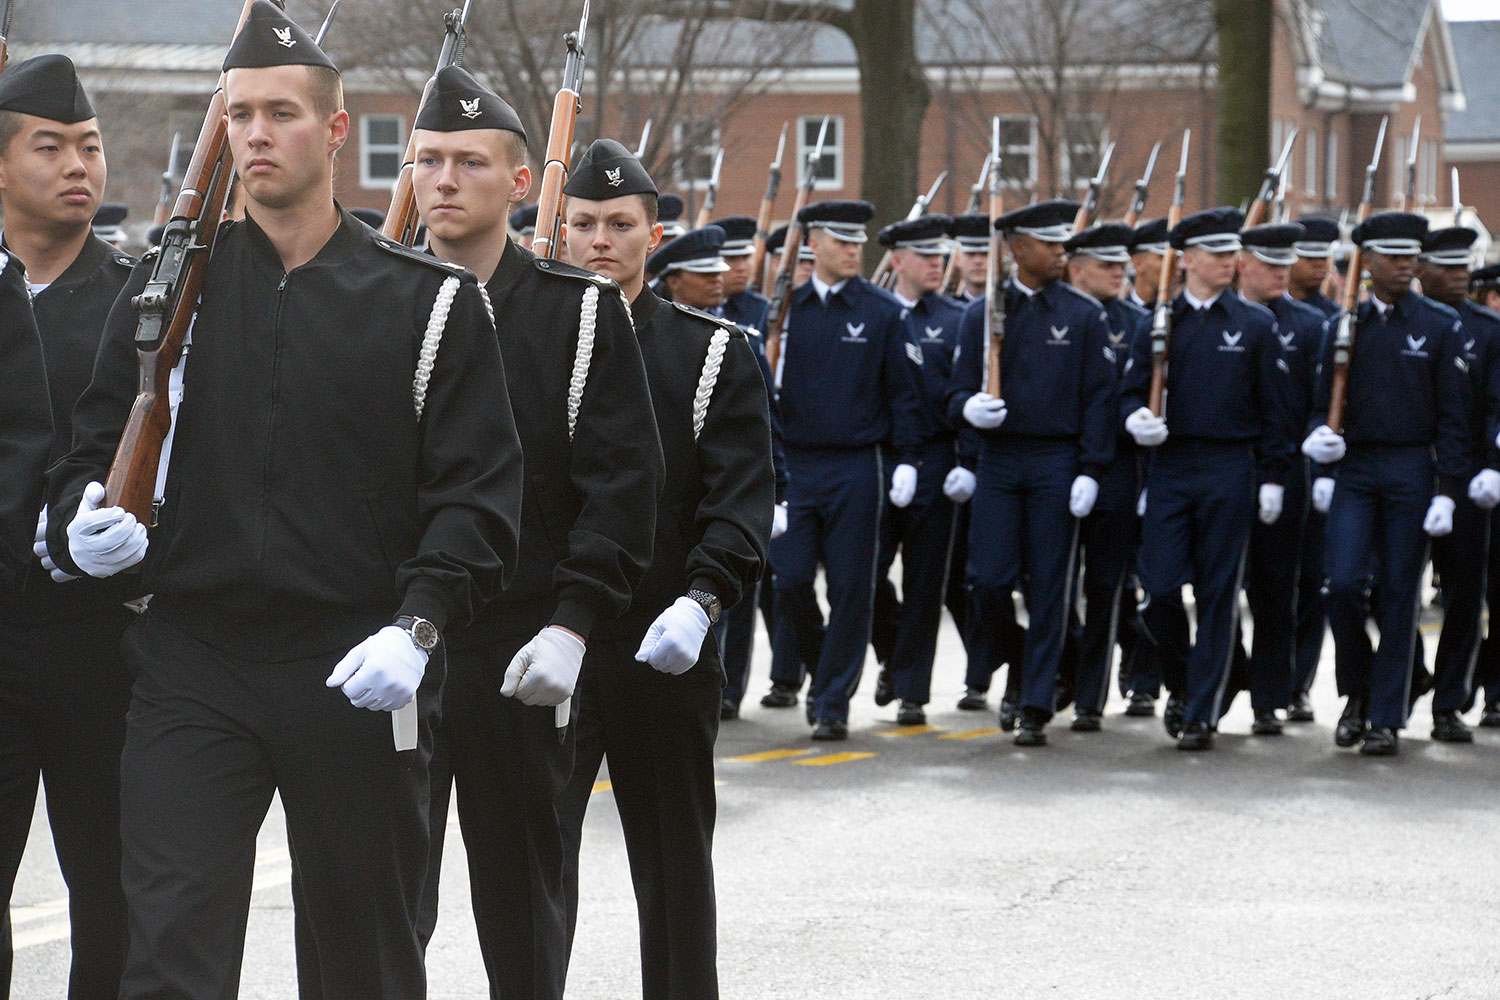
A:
314,0,344,45
1452,167,1463,226
1245,128,1296,229
1327,115,1388,434
634,119,652,159
1072,141,1115,233
984,116,1005,397
749,123,790,294
695,147,725,229
872,170,949,288
763,116,830,378
1147,128,1190,417
1399,115,1420,211
0,0,15,75
1123,141,1161,229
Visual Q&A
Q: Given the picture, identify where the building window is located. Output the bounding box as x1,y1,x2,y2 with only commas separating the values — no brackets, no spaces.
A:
1062,115,1106,189
797,115,843,190
1325,130,1338,203
996,116,1037,188
1304,130,1317,198
673,118,721,188
360,114,405,189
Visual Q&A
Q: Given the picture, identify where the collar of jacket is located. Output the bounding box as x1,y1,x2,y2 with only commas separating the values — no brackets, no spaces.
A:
240,201,366,273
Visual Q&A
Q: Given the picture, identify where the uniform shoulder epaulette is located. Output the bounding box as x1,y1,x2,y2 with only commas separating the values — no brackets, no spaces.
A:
532,255,618,290
670,299,746,339
1059,282,1104,309
863,281,906,312
1115,296,1149,318
1238,296,1277,326
1281,296,1324,324
1468,302,1500,325
1417,295,1460,323
372,236,474,280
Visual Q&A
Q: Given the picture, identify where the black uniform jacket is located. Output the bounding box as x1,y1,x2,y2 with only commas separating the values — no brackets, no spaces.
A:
452,238,664,649
0,253,51,597
599,288,773,638
47,208,523,660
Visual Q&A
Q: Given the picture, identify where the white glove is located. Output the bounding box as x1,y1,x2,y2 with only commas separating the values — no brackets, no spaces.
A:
889,464,918,508
1311,477,1335,513
962,392,1007,430
1469,469,1500,510
1069,475,1099,519
943,467,976,504
636,596,711,675
1258,483,1285,525
66,482,148,579
771,504,788,539
1424,495,1456,537
33,508,78,583
501,626,585,706
1301,425,1346,465
325,625,429,712
1136,489,1147,518
1124,407,1167,447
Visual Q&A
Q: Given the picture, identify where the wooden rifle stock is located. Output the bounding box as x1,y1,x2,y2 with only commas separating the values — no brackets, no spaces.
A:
748,124,788,294
763,117,828,378
982,119,1004,398
532,3,590,261
1147,129,1191,416
1327,117,1387,433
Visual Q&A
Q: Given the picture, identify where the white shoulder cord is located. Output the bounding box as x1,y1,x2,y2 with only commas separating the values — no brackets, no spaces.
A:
476,281,496,328
413,275,461,420
566,284,599,441
693,327,730,442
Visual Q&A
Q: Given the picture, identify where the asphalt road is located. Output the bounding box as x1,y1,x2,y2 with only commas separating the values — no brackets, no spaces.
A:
11,612,1500,999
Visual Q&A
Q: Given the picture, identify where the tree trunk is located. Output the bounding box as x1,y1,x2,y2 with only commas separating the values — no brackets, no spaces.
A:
1213,0,1272,206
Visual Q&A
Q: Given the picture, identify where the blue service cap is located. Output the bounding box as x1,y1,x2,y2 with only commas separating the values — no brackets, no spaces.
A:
1170,207,1244,252
647,225,730,277
798,200,875,243
878,214,951,254
1240,223,1304,265
509,203,538,235
711,215,757,255
1065,222,1133,262
1130,217,1169,254
1420,226,1478,266
1352,212,1428,255
997,199,1079,242
1292,216,1339,257
949,213,990,250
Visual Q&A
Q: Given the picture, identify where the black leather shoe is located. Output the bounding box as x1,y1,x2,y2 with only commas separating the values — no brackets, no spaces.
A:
810,718,848,741
1163,696,1185,738
1125,692,1156,717
896,700,926,726
1359,726,1399,756
957,687,989,711
1431,710,1474,743
1480,703,1500,728
1014,708,1048,747
1071,710,1102,732
760,683,799,709
720,699,739,721
1251,709,1284,736
1176,721,1214,750
1286,692,1315,723
1334,697,1368,748
874,668,895,707
998,698,1020,732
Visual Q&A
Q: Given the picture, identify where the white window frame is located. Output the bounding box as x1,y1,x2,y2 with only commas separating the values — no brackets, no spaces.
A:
1061,114,1107,191
797,115,844,190
360,114,406,190
1303,129,1317,198
1325,130,1339,203
672,118,722,188
996,115,1038,190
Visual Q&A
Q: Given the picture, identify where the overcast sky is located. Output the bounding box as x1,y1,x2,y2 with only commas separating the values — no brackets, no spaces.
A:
1441,0,1492,20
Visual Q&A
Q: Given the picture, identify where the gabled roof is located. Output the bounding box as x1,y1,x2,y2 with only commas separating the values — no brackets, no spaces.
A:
1446,20,1500,144
1289,0,1463,111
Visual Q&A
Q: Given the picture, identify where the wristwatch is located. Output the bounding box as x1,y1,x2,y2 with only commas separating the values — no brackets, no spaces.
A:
687,589,722,625
394,615,440,651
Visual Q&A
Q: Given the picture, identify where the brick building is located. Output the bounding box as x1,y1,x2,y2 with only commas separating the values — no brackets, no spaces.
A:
1445,19,1500,254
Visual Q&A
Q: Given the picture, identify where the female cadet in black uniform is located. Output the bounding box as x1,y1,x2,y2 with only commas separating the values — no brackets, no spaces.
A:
559,139,774,1000
45,6,524,996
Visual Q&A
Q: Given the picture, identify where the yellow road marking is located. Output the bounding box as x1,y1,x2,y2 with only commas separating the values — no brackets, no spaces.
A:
794,752,876,766
878,725,945,737
939,728,1002,740
725,748,815,763
592,780,613,793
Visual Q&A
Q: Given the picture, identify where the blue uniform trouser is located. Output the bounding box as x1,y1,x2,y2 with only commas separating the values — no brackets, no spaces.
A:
1244,465,1310,711
1137,441,1255,727
1293,464,1328,695
774,446,883,723
1431,482,1488,713
1471,508,1500,708
967,437,1079,720
1324,445,1432,730
1073,504,1136,713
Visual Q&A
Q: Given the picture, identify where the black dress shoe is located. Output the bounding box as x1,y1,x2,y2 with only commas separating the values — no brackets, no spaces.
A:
874,668,895,707
957,687,989,711
1359,726,1399,755
998,698,1020,732
1124,692,1156,717
1286,692,1315,723
1251,709,1284,736
1014,708,1048,747
1163,696,1185,738
1071,710,1102,732
896,700,926,726
1334,697,1369,748
810,718,848,741
720,699,739,721
1176,721,1214,751
760,683,799,709
1431,710,1474,743
1480,703,1500,728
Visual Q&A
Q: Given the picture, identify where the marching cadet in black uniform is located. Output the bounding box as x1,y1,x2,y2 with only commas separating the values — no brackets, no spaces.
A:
769,199,923,739
1418,226,1500,743
947,200,1117,746
948,213,990,303
869,214,967,725
1127,218,1169,309
559,141,773,1000
1062,222,1149,729
45,8,525,995
389,68,661,1000
1469,262,1500,725
0,55,135,1000
713,214,771,332
1121,208,1289,750
1222,223,1327,735
1303,212,1470,756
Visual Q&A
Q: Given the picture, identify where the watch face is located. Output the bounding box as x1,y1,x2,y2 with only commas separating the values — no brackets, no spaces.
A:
411,619,440,650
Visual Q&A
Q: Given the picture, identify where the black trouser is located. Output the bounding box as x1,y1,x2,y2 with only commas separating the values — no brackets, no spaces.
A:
0,608,134,1000
118,614,434,1000
720,579,773,709
560,630,721,1000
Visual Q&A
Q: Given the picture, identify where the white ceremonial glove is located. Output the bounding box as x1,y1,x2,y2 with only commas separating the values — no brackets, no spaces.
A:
33,508,78,583
889,464,918,508
325,626,428,712
1125,406,1168,447
771,504,788,539
1311,477,1335,514
1469,469,1500,511
962,392,1007,430
1069,475,1099,519
501,626,585,706
66,482,148,579
636,596,711,676
1136,489,1148,518
1424,495,1456,537
943,467,977,504
1258,483,1285,525
1301,425,1346,465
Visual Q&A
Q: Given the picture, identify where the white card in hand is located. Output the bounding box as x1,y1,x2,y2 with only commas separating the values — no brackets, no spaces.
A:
392,700,418,751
